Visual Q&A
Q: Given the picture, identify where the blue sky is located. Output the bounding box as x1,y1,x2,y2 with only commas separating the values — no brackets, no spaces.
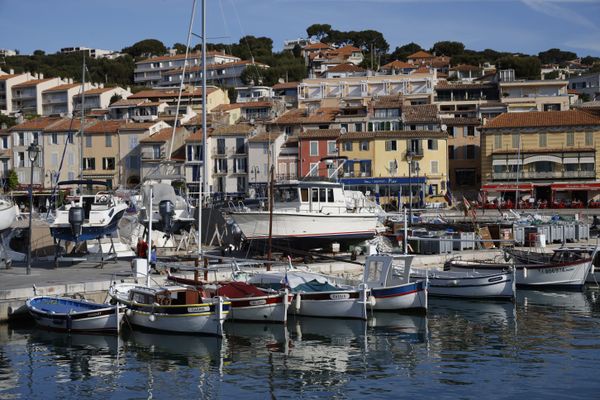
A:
1,0,599,57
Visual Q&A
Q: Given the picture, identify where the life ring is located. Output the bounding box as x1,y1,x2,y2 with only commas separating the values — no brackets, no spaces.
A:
99,195,108,203
158,291,171,306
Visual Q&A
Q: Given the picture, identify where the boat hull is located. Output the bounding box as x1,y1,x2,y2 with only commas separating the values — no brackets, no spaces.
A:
125,304,227,336
412,271,515,299
26,296,121,333
230,211,378,249
370,281,428,312
0,203,17,231
50,209,126,242
228,293,290,323
290,288,368,320
448,260,590,289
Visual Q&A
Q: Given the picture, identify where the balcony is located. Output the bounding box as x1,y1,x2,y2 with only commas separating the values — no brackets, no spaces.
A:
141,150,165,160
493,170,595,180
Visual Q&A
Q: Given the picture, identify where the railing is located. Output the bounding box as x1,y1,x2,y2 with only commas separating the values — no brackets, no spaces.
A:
493,170,596,180
140,151,165,160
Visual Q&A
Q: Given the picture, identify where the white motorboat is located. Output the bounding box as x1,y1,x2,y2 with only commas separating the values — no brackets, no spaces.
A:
138,180,195,236
447,249,595,289
0,199,17,231
49,180,128,243
167,275,291,323
26,296,122,333
247,269,369,320
410,268,515,299
109,283,229,336
363,254,427,313
228,180,382,250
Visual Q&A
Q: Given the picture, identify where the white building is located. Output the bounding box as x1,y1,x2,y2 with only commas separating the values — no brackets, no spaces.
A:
12,75,69,116
59,46,119,59
42,81,98,116
247,131,285,196
0,71,33,115
73,86,132,115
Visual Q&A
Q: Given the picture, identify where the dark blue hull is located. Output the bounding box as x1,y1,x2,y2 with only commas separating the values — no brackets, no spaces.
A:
50,210,126,243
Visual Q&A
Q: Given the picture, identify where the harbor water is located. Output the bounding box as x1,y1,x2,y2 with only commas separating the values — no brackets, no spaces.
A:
1,289,600,399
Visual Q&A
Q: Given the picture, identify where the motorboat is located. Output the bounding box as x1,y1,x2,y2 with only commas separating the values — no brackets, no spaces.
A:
109,282,229,336
410,268,515,300
167,274,291,323
228,180,383,250
0,198,17,231
447,247,596,289
49,180,128,243
247,269,369,320
26,296,122,333
138,180,196,237
363,254,427,313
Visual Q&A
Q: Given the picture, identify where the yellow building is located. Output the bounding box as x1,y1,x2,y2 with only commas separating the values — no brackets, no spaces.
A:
481,110,600,204
81,120,123,188
338,130,448,208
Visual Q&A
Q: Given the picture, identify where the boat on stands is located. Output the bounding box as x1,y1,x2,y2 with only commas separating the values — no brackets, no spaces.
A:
0,199,17,231
49,180,128,243
167,274,291,323
109,283,229,336
228,180,383,250
447,247,596,289
363,254,427,313
247,269,368,320
410,268,515,300
26,296,122,333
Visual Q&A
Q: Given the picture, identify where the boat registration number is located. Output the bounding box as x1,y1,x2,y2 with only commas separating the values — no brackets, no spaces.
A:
187,306,210,313
330,293,350,300
249,299,267,306
541,267,571,274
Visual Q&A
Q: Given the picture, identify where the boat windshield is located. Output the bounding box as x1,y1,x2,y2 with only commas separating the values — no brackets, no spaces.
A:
274,187,299,203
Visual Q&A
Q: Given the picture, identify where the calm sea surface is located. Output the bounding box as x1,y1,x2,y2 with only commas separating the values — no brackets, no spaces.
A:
2,289,600,399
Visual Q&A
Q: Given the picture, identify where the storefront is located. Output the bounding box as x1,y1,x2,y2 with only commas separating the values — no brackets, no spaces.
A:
341,176,428,209
481,183,534,204
550,182,600,204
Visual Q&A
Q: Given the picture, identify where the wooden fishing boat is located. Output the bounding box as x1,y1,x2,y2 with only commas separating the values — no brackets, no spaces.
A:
26,296,122,333
410,268,515,299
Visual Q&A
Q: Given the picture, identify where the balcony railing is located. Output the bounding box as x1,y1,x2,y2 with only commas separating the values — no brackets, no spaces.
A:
141,150,165,160
493,170,595,180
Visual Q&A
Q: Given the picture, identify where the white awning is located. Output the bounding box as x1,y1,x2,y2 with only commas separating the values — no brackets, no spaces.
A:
564,157,595,164
492,159,522,166
523,155,562,164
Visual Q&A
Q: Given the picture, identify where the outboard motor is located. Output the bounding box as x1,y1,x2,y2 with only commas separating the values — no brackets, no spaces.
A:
159,200,175,234
68,206,85,238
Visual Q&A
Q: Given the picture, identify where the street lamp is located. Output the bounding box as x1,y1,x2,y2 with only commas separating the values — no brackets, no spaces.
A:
250,166,259,196
27,142,41,275
406,151,414,225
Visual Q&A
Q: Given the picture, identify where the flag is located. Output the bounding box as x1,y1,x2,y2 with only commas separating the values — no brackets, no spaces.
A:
444,187,453,206
463,196,471,211
477,191,484,204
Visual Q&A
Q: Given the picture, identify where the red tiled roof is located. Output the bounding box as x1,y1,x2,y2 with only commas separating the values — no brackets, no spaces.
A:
299,129,341,139
484,110,600,129
303,42,332,50
85,120,123,134
119,122,161,131
42,83,81,92
210,124,254,136
450,64,481,72
248,132,282,143
441,117,481,126
272,81,299,90
0,74,20,81
140,127,187,143
9,117,62,131
371,95,403,109
336,45,361,54
338,130,447,140
275,107,340,125
408,50,433,59
325,63,365,73
381,60,416,70
43,118,91,132
12,79,54,88
77,87,118,95
403,104,439,124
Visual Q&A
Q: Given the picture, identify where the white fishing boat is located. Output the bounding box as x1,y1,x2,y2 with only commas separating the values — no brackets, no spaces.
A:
447,249,595,289
228,180,382,250
363,254,427,313
26,296,122,333
167,275,291,323
109,283,229,336
410,268,515,299
247,269,369,320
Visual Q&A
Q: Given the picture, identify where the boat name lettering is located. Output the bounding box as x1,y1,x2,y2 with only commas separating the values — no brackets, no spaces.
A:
330,293,350,300
249,299,267,306
542,267,567,274
187,306,210,313
86,312,101,317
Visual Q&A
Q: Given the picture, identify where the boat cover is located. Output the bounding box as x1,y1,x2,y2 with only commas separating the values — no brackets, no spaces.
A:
29,297,107,314
216,282,266,298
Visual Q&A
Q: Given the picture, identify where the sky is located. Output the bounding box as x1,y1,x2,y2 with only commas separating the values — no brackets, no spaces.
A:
1,0,599,57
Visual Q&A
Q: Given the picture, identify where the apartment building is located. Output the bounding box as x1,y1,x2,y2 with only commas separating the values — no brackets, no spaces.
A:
568,72,600,101
298,129,340,178
338,130,448,207
108,98,168,122
480,110,600,204
139,126,189,182
134,51,240,86
209,124,254,197
0,71,33,115
12,76,68,116
247,132,285,196
499,79,569,112
81,120,123,188
118,121,170,187
73,86,132,115
0,129,11,180
443,117,481,197
434,82,501,119
42,81,98,116
161,60,269,88
128,86,228,113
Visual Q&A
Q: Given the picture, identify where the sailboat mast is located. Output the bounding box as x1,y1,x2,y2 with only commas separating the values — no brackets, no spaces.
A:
79,52,86,183
201,0,208,197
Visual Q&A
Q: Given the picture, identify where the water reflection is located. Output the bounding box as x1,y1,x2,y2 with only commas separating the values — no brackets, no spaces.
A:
517,290,591,315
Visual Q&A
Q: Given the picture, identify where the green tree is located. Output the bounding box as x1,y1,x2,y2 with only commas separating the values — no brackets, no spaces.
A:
306,24,332,41
292,43,302,58
5,170,18,192
33,49,45,56
544,70,560,80
387,42,422,62
173,43,187,54
497,56,541,80
109,94,122,104
431,41,465,57
538,48,577,65
0,115,17,128
122,39,167,58
581,56,600,65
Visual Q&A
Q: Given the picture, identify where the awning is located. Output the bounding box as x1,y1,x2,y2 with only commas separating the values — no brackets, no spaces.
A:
341,177,427,185
551,182,600,191
482,183,534,192
563,157,594,164
522,155,562,164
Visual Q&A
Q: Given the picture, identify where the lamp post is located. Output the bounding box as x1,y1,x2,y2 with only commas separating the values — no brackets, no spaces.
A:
415,162,421,208
406,151,414,225
251,166,259,196
27,142,41,275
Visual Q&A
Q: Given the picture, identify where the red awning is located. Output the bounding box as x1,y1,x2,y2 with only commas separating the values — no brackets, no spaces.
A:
551,182,600,191
481,183,534,192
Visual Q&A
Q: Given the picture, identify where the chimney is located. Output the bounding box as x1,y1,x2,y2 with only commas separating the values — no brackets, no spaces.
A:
69,78,73,84
9,69,14,74
100,83,104,88
39,73,44,79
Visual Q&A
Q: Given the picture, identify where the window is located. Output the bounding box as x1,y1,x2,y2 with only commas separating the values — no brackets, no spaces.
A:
32,132,39,144
50,133,58,145
17,152,25,167
128,155,140,170
566,132,574,147
18,132,24,146
342,141,352,152
355,123,362,132
467,126,475,136
360,141,369,151
51,152,58,167
389,160,398,175
449,145,455,160
236,177,246,193
217,138,226,155
86,135,92,147
447,127,455,137
300,188,309,202
153,145,161,159
309,141,318,156
494,134,502,149
1,137,7,149
129,136,138,150
236,138,245,154
102,157,115,170
360,160,371,176
327,140,337,155
409,139,421,154
67,152,74,166
234,158,247,173
309,162,318,177
539,133,547,147
83,157,95,170
105,134,112,147
385,140,397,151
427,139,438,150
284,126,292,135
585,131,593,146
431,160,439,174
263,143,268,155
67,132,74,144
466,145,475,159
512,134,519,148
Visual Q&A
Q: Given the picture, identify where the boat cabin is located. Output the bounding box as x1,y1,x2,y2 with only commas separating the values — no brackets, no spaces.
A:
363,254,414,288
273,181,349,213
129,286,204,306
